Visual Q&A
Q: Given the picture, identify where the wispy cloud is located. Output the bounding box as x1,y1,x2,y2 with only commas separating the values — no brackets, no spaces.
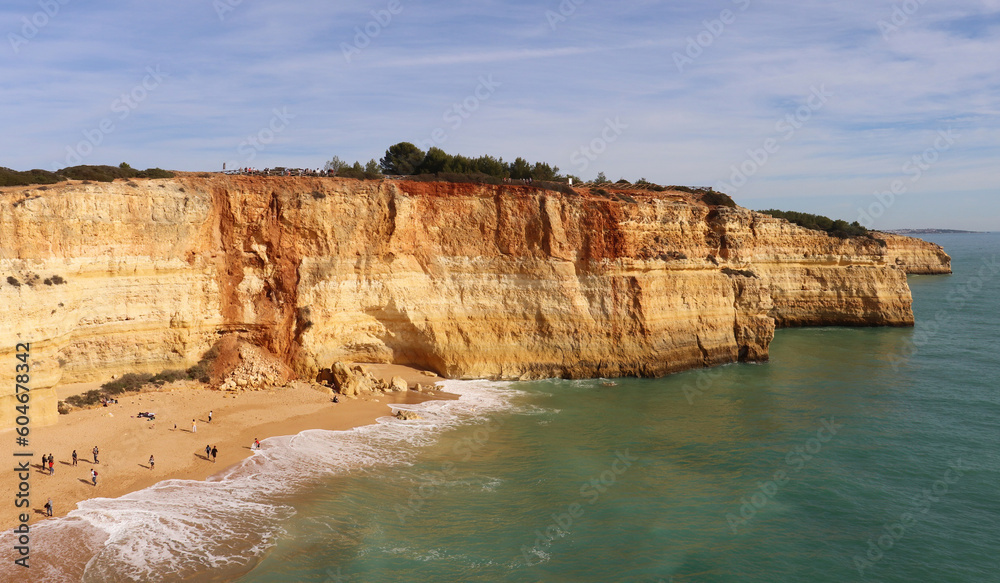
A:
1,0,998,228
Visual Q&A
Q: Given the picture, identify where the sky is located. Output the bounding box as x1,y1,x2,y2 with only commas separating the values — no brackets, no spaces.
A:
2,0,998,230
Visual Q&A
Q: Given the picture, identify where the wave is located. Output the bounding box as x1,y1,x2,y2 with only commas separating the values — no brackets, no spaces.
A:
0,380,520,582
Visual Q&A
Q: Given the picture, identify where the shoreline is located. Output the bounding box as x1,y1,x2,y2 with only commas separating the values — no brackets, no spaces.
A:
2,365,455,530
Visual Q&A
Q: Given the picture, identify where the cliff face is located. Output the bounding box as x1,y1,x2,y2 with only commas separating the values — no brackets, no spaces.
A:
0,176,950,428
876,232,953,275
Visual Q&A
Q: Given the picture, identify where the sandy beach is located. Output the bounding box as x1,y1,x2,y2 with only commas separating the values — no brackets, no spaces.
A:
3,364,453,530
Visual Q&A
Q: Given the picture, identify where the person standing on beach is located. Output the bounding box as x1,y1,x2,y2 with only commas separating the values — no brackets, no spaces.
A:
93,446,99,464
205,444,211,459
253,438,260,450
48,455,54,475
44,499,52,517
149,455,155,470
72,450,77,466
208,410,213,423
192,419,197,433
211,445,218,463
40,453,46,471
91,469,98,486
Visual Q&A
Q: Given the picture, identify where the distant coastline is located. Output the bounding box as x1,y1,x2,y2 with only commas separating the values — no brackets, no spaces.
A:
882,228,987,234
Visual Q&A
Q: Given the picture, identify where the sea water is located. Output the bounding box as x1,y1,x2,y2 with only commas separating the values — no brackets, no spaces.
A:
6,233,998,582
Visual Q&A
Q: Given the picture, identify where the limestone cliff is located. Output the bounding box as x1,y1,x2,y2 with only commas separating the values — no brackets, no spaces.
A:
0,176,950,428
876,232,953,275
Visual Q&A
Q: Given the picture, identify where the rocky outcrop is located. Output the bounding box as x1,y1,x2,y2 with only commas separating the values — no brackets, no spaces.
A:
394,410,421,421
326,362,409,397
329,362,382,398
876,232,953,275
0,176,950,428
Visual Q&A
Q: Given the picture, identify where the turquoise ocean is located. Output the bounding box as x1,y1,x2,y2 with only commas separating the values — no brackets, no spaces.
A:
8,234,999,582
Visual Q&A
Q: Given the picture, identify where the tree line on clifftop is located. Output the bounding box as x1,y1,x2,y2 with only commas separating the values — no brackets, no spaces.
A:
758,209,876,240
325,142,564,185
324,142,738,203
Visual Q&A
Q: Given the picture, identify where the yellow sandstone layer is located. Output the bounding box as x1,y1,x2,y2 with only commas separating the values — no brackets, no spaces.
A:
0,176,950,429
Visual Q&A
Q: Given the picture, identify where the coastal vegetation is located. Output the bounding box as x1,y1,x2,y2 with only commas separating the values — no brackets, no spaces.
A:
59,345,217,413
1,163,174,187
326,143,738,200
376,142,563,182
759,209,873,239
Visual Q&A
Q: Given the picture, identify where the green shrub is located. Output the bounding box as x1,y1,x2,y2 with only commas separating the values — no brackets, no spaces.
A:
700,191,737,207
149,370,186,386
57,165,132,182
53,165,174,183
337,163,367,180
759,209,870,238
136,168,175,179
102,373,154,395
0,167,62,187
185,344,219,384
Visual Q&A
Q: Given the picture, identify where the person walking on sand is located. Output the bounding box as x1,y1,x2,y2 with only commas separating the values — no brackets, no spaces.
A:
192,419,197,433
93,446,99,464
72,450,77,466
205,444,211,459
91,469,98,486
211,445,218,463
44,499,52,517
40,453,46,471
48,455,54,475
208,410,213,423
149,455,155,470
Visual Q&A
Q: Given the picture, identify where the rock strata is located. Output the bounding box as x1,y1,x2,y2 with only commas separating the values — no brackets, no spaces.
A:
1,176,950,429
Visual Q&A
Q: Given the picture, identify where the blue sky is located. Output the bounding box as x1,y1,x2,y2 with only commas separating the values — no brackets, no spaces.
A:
2,0,998,230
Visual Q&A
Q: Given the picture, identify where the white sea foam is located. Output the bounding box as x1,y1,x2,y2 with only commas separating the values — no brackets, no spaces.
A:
0,379,520,582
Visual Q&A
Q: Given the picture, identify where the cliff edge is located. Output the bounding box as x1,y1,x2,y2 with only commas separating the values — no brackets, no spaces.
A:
0,176,950,428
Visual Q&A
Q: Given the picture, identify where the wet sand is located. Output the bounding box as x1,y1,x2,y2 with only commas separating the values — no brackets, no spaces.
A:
2,365,454,529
